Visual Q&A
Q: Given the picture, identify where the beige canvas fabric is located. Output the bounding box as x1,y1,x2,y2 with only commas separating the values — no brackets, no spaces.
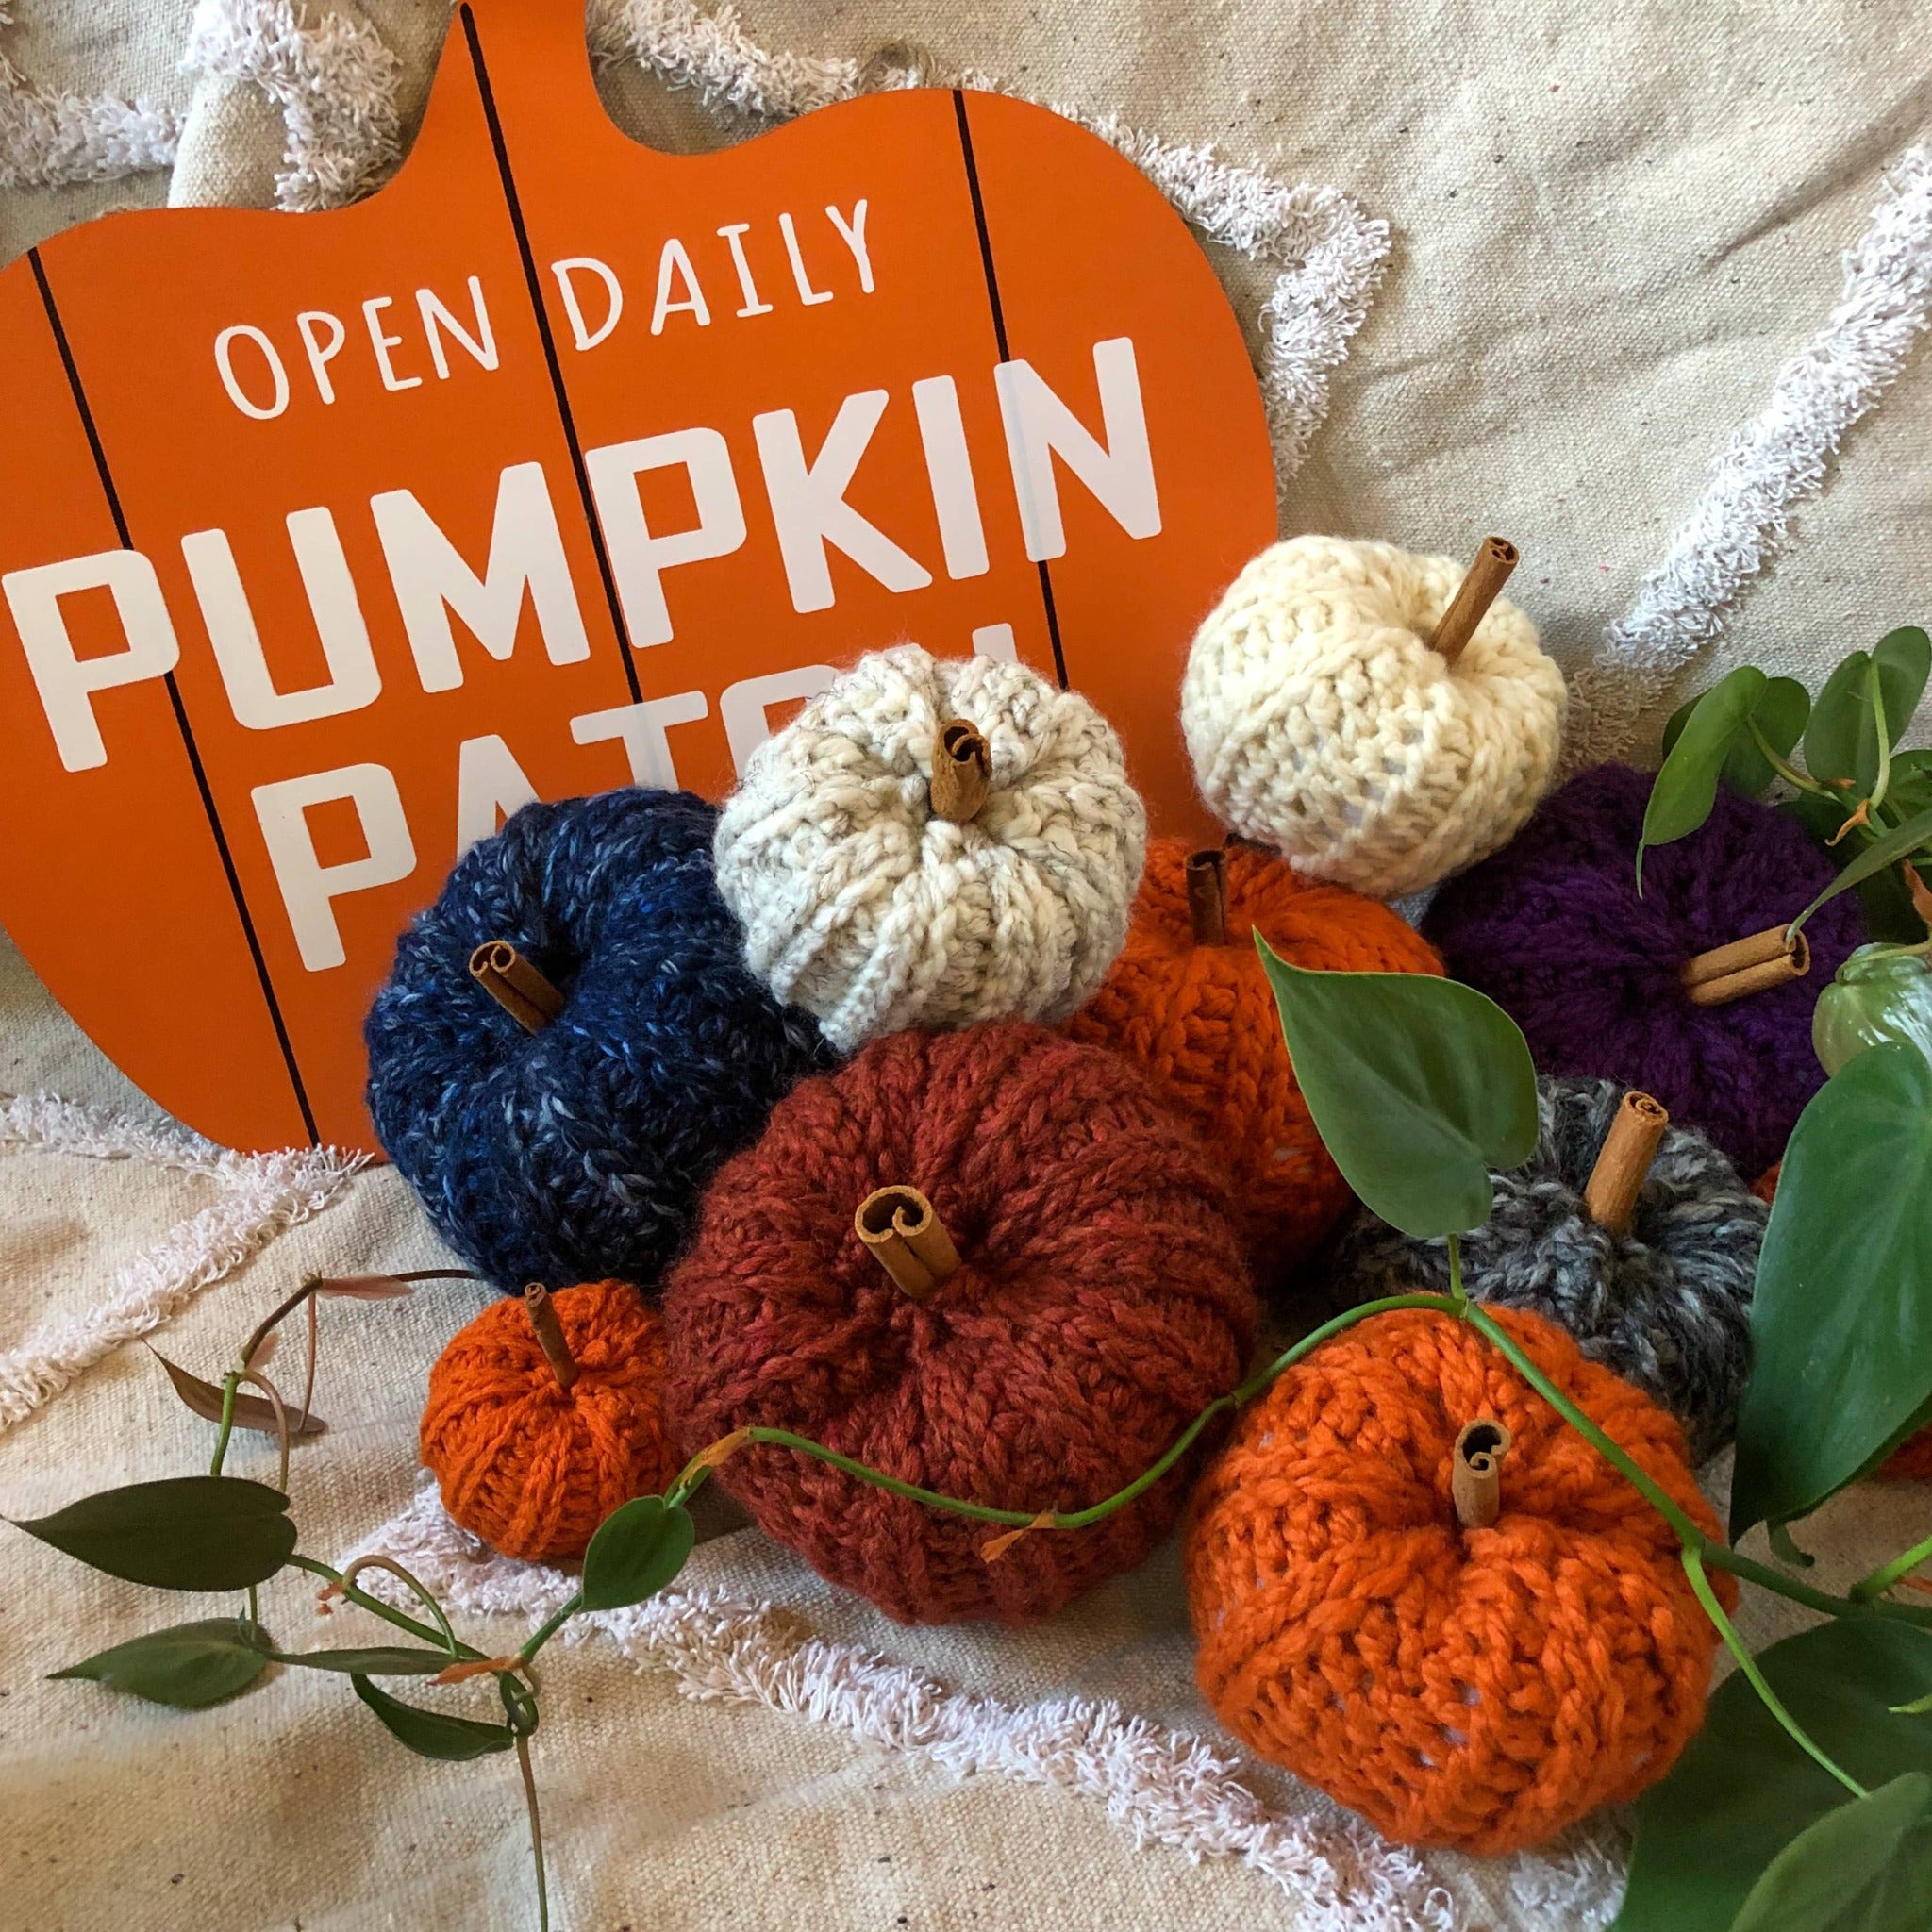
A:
4,4,1932,1929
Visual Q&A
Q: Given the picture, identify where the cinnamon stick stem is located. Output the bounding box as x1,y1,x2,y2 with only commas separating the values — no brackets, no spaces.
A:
1582,1091,1670,1238
1426,537,1519,665
1452,1418,1511,1530
470,941,565,1034
522,1284,579,1391
1186,848,1228,946
928,719,991,824
1680,926,1809,1007
855,1185,961,1300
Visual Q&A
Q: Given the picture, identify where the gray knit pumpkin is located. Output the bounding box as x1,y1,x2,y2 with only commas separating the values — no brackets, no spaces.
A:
1324,1075,1766,1461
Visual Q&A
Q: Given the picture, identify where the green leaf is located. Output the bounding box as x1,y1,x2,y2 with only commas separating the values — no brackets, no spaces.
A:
49,1617,270,1709
1615,1621,1932,1932
578,1495,696,1613
351,1674,515,1761
1728,1772,1932,1932
9,1476,295,1591
1728,677,1813,797
1788,805,1932,941
1864,629,1932,796
1256,945,1540,1239
1731,1045,1932,1538
1807,652,1873,786
1640,666,1769,888
269,1645,455,1675
1813,946,1932,1076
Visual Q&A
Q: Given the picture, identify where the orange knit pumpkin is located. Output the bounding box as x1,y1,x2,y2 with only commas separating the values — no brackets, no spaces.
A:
1067,838,1443,1281
1186,1306,1729,1855
1755,1163,1931,1480
420,1280,677,1563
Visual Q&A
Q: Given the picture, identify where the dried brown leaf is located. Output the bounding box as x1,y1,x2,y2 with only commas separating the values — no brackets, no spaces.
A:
148,1349,325,1438
314,1274,416,1300
979,1510,1057,1564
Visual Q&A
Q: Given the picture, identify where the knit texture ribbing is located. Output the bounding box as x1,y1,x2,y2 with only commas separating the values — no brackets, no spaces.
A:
1182,537,1567,900
1324,1077,1765,1462
714,647,1146,1053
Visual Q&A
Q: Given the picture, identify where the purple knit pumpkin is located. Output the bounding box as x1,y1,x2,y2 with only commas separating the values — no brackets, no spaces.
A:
1423,763,1863,1177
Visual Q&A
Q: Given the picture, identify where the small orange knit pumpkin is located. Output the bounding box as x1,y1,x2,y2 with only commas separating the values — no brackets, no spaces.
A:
1186,1306,1729,1855
421,1280,677,1563
1755,1162,1931,1480
1067,838,1443,1281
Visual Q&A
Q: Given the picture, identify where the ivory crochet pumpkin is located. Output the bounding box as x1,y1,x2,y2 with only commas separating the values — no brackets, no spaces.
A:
1187,1306,1728,1854
1181,535,1566,899
1067,838,1443,1283
662,1021,1257,1624
712,645,1146,1052
420,1281,678,1563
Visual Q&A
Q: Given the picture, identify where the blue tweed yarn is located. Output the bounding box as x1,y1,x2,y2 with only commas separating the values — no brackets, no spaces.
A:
365,789,836,1292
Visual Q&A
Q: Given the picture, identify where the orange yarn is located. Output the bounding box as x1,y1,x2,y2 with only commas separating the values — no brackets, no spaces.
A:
1186,1306,1730,1855
1068,838,1443,1280
420,1281,677,1563
1756,1163,1930,1480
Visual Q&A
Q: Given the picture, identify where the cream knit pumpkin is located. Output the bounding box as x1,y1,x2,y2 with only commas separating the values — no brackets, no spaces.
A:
1181,536,1568,899
714,646,1146,1052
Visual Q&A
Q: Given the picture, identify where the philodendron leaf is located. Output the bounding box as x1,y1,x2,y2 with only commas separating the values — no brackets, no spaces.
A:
150,1350,325,1438
9,1476,295,1591
1731,1042,1932,1539
1614,1620,1932,1932
1807,652,1874,787
1788,806,1932,942
1863,628,1932,795
351,1675,516,1761
1728,1772,1932,1932
1664,675,1810,800
578,1495,696,1613
1639,665,1768,888
1256,945,1539,1240
49,1618,270,1708
270,1645,455,1675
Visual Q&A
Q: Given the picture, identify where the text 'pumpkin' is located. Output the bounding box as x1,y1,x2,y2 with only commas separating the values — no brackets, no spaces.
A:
0,0,1275,1152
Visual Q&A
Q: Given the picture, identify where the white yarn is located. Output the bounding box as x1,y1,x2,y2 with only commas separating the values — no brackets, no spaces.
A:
714,645,1145,1052
0,3,178,190
1182,537,1568,901
182,0,403,213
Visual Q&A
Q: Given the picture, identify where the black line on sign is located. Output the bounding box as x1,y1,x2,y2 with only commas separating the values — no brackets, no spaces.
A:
951,90,1068,691
27,249,321,1145
461,2,642,704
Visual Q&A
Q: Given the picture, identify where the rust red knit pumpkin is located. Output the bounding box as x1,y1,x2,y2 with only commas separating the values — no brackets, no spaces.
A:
1066,838,1443,1283
662,1021,1258,1624
1186,1306,1729,1855
421,1280,677,1563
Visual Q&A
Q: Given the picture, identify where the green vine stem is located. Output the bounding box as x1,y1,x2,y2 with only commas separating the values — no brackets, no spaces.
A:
1853,1526,1932,1604
1682,1545,1867,1799
656,1290,1932,1637
519,1597,582,1666
287,1554,485,1659
208,1372,241,1477
516,1734,550,1932
1746,721,1835,801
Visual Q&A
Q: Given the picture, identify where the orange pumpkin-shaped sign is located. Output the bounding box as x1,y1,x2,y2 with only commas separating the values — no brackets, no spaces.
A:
0,1,1274,1154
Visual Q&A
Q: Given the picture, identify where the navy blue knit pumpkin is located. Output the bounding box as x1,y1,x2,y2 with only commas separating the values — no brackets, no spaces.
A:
365,790,835,1292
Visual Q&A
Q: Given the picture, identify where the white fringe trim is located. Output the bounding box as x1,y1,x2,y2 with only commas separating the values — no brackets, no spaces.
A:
182,0,402,213
1567,142,1932,766
0,3,178,190
590,0,1387,492
355,1479,1618,1930
0,1091,366,1428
